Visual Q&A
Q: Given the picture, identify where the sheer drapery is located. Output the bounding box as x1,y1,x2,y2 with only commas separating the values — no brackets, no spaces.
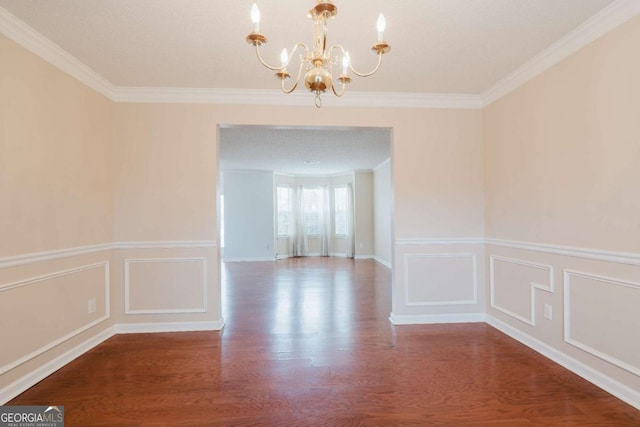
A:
286,184,350,258
345,183,355,258
319,185,331,256
288,185,308,257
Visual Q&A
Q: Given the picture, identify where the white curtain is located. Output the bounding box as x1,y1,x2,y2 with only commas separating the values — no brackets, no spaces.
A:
345,183,355,258
319,185,331,256
289,185,308,257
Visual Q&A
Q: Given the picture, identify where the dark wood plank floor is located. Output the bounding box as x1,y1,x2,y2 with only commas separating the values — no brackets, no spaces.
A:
9,257,640,426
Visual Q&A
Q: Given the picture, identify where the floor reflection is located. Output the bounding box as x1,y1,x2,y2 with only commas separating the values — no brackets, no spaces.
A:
222,257,390,358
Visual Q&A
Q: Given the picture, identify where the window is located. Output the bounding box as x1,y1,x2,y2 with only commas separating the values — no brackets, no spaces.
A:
276,186,291,236
334,186,348,236
303,187,322,235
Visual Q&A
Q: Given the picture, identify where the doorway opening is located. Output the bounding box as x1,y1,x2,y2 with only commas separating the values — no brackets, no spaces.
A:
217,125,394,325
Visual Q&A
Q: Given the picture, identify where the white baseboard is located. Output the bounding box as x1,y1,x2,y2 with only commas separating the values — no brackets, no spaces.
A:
486,315,640,411
276,254,363,259
374,256,392,269
222,257,274,262
0,319,226,404
0,326,116,404
115,319,225,334
389,312,485,325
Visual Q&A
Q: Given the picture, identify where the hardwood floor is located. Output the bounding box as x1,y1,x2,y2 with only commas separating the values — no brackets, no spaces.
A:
9,257,640,425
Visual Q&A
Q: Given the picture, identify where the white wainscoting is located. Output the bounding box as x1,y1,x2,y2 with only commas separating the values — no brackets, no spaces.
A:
0,241,221,405
124,258,208,315
223,257,275,262
487,240,640,410
563,269,640,377
403,253,478,306
0,262,110,375
489,255,554,326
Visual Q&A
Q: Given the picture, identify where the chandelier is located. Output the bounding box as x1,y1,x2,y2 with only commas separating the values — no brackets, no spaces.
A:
246,0,390,108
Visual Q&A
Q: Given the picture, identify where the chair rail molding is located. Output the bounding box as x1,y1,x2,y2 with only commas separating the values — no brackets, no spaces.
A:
0,241,218,269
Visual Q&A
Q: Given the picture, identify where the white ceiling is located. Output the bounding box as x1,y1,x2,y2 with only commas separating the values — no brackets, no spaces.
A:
0,0,616,94
220,126,390,175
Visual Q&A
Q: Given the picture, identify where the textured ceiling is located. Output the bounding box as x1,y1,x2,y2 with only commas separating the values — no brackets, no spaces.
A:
0,0,616,94
220,126,390,175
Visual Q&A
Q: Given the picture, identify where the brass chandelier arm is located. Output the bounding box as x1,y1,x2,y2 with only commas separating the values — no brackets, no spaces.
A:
350,53,383,77
281,61,306,94
284,42,310,69
255,42,310,71
331,80,346,97
254,44,284,71
330,44,384,78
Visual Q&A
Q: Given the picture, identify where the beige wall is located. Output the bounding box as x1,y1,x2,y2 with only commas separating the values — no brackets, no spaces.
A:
113,104,217,242
484,16,640,253
0,34,114,397
0,35,114,256
484,15,640,395
394,110,485,239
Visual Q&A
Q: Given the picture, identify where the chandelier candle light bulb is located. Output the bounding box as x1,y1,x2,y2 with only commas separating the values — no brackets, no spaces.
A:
245,0,390,108
377,14,385,41
251,3,260,33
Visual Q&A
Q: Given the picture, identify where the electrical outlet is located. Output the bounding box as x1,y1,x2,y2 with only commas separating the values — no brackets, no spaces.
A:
544,304,552,320
88,298,96,314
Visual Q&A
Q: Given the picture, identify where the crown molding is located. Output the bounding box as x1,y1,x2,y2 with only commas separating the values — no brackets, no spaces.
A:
0,6,115,99
111,86,483,109
3,1,640,109
482,0,640,106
